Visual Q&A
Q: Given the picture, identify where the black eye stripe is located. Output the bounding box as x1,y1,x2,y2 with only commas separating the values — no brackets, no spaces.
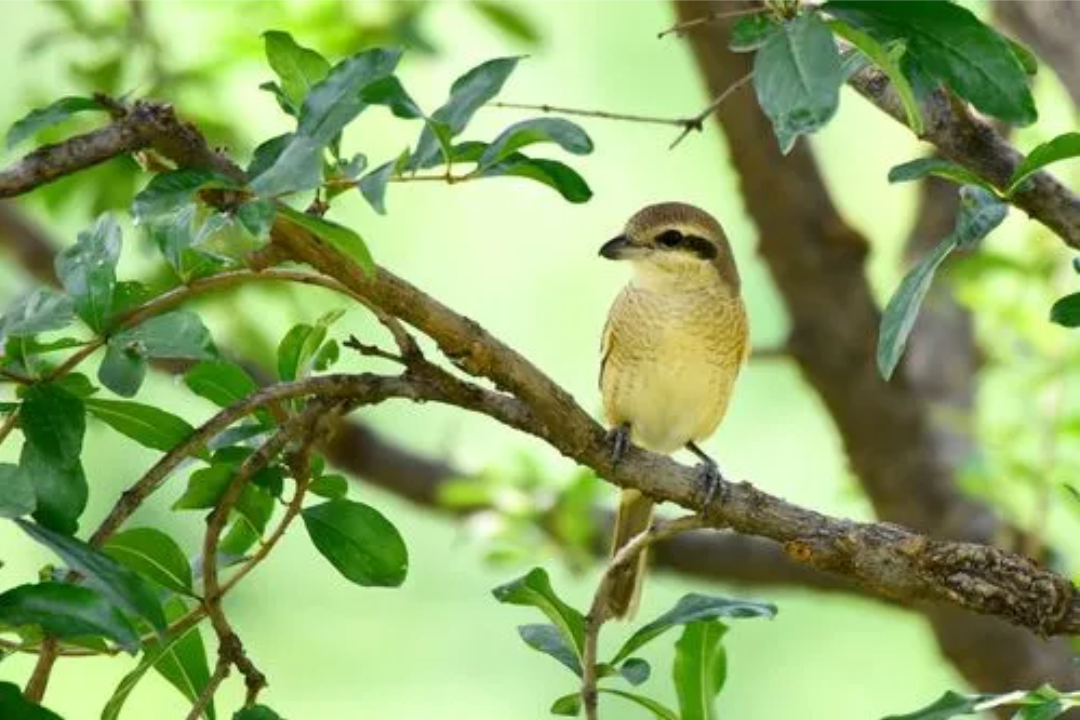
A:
685,235,717,259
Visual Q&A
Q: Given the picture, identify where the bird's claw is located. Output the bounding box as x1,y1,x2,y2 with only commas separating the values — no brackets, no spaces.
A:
608,424,631,465
697,459,728,512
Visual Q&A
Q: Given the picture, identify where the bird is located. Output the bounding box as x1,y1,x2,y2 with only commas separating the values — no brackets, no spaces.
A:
598,201,749,620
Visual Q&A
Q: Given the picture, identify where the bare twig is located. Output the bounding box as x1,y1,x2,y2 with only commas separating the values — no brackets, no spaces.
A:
669,71,754,149
658,5,769,38
184,653,230,720
491,102,700,129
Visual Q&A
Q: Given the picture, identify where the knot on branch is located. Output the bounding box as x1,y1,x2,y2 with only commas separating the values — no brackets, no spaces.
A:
921,541,1076,635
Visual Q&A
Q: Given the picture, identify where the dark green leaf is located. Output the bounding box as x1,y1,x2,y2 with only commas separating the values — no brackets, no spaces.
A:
478,118,593,169
753,12,842,154
277,206,374,275
55,214,121,332
358,149,410,214
104,528,193,595
0,582,139,653
263,31,331,110
881,690,995,720
0,463,35,519
518,623,582,676
619,658,651,686
729,14,780,53
887,157,996,193
1007,132,1080,195
110,310,216,361
98,341,147,398
551,693,582,717
612,593,775,664
133,170,228,223
480,155,592,203
21,442,86,535
251,47,403,197
312,338,339,371
825,1,1036,125
52,373,98,399
16,519,168,634
301,499,409,587
471,2,541,45
85,398,195,454
309,474,348,499
102,596,214,720
0,681,65,720
360,76,425,119
672,622,728,720
234,705,285,720
411,56,522,168
877,186,1007,379
184,360,258,408
0,287,75,340
20,382,84,461
7,95,105,149
247,134,293,180
1006,37,1038,76
828,18,923,135
4,335,87,360
1050,293,1080,328
111,281,153,316
236,199,277,240
492,567,585,655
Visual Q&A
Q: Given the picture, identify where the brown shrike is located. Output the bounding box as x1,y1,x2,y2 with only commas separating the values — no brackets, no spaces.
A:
598,202,749,619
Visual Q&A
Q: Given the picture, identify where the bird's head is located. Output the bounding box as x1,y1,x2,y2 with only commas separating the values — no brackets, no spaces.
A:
599,202,740,291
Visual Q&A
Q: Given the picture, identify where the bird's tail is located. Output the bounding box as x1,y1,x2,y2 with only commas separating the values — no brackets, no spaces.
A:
604,489,655,620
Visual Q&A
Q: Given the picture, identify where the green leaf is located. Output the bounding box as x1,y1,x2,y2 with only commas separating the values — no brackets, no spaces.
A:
0,287,75,340
1007,132,1080,195
247,133,293,180
0,463,35,519
877,185,1007,380
102,596,214,720
309,473,348,499
753,12,843,154
887,157,997,193
360,75,426,119
16,519,168,634
411,56,522,168
882,690,996,720
20,442,86,535
672,622,728,720
556,689,676,720
480,155,592,203
277,309,345,382
111,310,216,361
0,681,65,720
824,1,1036,125
236,199,277,240
358,149,410,215
729,14,780,52
173,464,233,510
55,214,122,332
492,567,585,656
132,170,227,223
612,593,775,664
85,398,195,454
144,204,228,283
0,582,139,653
471,1,541,45
478,118,593,169
277,205,374,275
184,360,258,408
6,95,105,149
98,341,147,398
618,658,651,686
192,211,266,262
234,705,285,720
1006,37,1038,76
550,693,582,717
251,47,403,197
104,528,193,595
518,623,582,676
1050,293,1080,329
312,338,339,371
263,31,331,110
828,18,923,135
301,499,409,587
20,382,85,461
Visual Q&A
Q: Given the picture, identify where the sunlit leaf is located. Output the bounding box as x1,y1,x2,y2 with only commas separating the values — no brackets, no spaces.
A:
55,214,122,332
1007,132,1080,195
6,95,105,149
0,287,75,340
85,398,196,454
104,528,194,596
263,30,331,111
672,622,727,720
492,567,585,655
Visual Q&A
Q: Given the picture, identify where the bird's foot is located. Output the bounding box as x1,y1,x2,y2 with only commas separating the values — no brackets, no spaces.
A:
686,441,728,512
607,424,631,465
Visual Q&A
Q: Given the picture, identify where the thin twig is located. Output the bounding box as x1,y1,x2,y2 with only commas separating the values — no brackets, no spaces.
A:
669,71,754,149
658,6,769,38
184,653,230,720
491,102,699,129
0,410,19,450
344,335,406,365
581,516,707,719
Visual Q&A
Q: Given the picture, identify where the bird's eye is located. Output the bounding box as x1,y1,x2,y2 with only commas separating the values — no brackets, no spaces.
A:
656,230,684,248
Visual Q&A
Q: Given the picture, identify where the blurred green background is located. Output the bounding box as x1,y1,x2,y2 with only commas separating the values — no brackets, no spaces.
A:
0,2,1077,718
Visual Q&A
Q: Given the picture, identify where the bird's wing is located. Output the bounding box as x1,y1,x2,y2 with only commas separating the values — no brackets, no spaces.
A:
599,311,615,391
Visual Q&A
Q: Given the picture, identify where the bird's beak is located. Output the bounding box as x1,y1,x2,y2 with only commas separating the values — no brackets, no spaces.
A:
599,234,632,260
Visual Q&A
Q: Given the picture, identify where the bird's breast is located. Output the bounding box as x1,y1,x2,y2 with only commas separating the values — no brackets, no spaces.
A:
601,286,747,454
